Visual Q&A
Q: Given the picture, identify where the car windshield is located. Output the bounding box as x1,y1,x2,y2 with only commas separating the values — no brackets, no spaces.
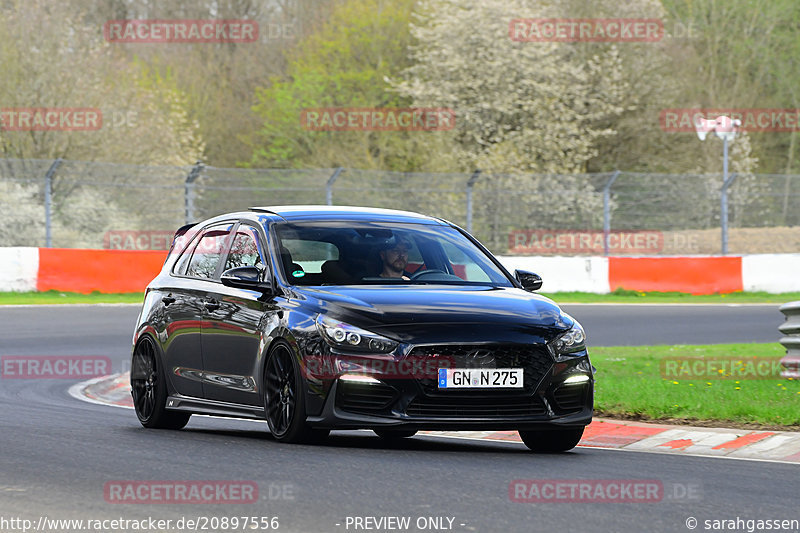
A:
273,221,513,287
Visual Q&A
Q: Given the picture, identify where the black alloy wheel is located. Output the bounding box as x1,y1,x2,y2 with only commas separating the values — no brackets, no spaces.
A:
131,336,190,429
264,342,328,443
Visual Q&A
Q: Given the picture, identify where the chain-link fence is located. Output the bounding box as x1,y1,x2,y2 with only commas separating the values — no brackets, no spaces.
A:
1,157,799,255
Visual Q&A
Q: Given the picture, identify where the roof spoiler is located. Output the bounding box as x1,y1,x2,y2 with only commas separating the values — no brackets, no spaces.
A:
167,223,199,257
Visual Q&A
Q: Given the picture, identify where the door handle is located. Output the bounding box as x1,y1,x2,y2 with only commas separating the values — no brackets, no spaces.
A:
162,295,176,306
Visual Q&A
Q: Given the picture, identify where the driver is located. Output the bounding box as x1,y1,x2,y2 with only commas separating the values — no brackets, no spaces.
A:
378,236,412,279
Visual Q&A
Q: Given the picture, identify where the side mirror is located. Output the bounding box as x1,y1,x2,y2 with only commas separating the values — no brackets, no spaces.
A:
221,266,273,293
515,269,543,291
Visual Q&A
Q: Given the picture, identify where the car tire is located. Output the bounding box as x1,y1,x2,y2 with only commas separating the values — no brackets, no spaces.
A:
518,428,584,453
374,429,418,440
264,342,329,444
131,336,191,430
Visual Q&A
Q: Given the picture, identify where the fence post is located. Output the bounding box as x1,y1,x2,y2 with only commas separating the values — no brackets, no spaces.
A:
465,169,482,234
184,161,203,224
326,167,344,206
602,170,620,256
779,301,800,378
43,158,63,248
720,172,737,255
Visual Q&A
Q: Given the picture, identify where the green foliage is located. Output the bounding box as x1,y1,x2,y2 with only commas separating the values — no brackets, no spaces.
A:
249,0,445,170
658,0,800,175
0,1,204,165
4,0,800,177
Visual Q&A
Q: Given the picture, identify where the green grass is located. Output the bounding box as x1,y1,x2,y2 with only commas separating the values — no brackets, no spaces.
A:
542,288,800,304
0,291,144,305
2,288,799,305
591,343,800,427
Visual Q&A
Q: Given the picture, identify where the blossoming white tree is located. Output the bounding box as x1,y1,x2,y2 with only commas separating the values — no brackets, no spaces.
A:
393,0,659,246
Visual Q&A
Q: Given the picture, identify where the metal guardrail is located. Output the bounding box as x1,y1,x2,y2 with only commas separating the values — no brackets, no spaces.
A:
779,301,800,378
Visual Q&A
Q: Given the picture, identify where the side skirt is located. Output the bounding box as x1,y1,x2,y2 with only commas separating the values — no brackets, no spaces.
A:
166,394,265,420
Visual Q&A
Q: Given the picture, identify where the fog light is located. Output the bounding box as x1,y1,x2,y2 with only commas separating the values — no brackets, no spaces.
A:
339,374,381,384
563,374,590,384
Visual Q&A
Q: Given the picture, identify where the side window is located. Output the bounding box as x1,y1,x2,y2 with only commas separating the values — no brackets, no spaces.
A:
224,225,264,271
185,224,234,279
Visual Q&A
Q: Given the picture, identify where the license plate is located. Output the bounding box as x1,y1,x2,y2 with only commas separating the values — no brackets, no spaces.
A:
437,368,523,389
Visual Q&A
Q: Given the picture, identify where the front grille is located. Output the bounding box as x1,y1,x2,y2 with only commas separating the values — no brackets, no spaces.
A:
553,383,588,412
408,344,553,395
406,395,547,418
336,381,397,415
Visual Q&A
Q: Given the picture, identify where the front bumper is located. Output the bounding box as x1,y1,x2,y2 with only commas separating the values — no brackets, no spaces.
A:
303,346,594,431
306,379,592,430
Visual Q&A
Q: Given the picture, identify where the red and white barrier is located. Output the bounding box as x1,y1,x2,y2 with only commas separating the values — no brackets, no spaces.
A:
741,254,800,293
0,247,798,295
499,256,610,293
0,247,39,291
1,247,167,294
500,254,798,294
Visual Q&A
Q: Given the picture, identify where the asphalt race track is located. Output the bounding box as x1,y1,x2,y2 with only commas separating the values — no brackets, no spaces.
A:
563,303,786,346
0,304,796,533
0,303,785,352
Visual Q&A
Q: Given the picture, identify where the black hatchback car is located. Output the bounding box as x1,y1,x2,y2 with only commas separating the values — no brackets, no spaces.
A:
131,206,593,452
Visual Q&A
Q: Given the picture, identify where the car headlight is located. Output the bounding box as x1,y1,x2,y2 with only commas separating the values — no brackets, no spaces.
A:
553,317,587,355
315,315,398,353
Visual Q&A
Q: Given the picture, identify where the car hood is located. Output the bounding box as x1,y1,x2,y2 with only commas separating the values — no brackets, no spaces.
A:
290,285,573,344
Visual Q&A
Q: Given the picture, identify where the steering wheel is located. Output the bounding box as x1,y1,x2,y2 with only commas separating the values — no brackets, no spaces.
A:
410,268,447,280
